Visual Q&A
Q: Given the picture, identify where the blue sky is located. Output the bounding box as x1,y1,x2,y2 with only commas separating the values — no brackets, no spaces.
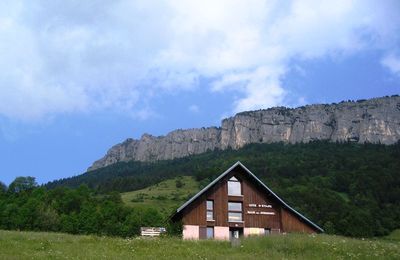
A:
0,0,399,185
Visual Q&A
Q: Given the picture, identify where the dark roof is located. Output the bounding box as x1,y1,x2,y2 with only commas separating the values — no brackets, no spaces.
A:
172,161,324,233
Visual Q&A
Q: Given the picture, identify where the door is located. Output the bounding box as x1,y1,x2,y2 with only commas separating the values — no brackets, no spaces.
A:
229,227,243,239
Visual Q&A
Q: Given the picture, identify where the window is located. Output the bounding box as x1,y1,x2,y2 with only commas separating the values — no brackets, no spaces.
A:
207,200,213,210
206,200,214,221
228,201,243,222
206,227,214,239
207,211,213,221
228,202,242,211
228,212,242,222
228,176,241,195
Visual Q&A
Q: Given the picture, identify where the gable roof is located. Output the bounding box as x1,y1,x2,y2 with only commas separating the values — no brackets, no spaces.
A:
172,161,324,233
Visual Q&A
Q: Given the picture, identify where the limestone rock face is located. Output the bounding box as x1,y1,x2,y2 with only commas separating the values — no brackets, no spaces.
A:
88,127,221,171
88,96,400,171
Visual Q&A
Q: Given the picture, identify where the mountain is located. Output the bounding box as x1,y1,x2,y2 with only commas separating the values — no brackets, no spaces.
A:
88,95,400,171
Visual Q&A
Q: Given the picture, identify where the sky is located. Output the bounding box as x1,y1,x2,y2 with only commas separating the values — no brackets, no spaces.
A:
0,0,399,185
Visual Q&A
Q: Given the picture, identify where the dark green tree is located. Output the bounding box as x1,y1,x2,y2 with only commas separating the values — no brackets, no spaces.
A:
0,181,7,194
8,176,37,193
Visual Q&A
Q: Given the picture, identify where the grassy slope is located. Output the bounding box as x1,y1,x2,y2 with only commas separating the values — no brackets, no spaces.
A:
121,176,199,216
385,229,400,242
1,230,399,259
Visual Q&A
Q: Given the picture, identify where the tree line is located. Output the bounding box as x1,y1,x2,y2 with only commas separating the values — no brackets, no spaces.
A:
0,177,171,237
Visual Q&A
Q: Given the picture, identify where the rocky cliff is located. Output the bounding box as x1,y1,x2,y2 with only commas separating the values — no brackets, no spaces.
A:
88,95,400,171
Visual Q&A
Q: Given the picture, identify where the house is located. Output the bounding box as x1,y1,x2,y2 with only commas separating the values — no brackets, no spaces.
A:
170,161,323,240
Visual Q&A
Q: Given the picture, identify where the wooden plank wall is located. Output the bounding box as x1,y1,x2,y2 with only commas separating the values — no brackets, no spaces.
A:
181,166,318,233
242,175,281,229
281,208,316,233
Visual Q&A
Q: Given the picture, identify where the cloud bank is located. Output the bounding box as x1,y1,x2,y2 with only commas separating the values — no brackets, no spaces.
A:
382,54,400,76
0,0,399,120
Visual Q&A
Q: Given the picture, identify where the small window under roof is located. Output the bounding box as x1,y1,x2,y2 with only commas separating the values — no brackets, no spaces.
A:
228,176,241,195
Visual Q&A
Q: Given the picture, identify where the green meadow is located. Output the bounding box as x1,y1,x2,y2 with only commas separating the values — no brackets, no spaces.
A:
1,230,399,259
121,176,199,216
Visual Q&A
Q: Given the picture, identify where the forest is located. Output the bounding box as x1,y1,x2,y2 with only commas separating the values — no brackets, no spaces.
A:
0,179,167,237
1,141,400,238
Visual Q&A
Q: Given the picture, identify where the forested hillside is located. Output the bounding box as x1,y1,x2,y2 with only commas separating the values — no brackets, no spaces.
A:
49,141,400,237
1,141,399,238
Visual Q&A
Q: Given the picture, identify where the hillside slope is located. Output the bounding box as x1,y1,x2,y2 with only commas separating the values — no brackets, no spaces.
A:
89,95,400,171
121,176,199,216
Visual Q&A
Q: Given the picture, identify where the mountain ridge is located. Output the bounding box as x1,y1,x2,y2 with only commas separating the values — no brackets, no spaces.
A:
88,95,400,171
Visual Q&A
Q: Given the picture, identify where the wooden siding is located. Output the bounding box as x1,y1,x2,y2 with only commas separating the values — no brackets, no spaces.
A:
242,174,281,229
180,165,318,233
281,207,316,233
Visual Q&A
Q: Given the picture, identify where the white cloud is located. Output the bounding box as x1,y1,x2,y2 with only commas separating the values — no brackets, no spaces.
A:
0,0,399,121
134,107,159,121
381,54,400,76
212,66,286,111
189,105,200,113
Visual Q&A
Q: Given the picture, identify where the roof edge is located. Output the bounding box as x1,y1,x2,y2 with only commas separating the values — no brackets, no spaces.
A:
171,161,324,233
175,161,243,213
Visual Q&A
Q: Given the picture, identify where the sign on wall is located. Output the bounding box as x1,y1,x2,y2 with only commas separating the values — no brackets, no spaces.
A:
247,203,275,215
248,203,272,208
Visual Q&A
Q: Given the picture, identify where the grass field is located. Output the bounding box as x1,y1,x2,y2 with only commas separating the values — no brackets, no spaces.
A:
0,230,399,259
121,176,199,216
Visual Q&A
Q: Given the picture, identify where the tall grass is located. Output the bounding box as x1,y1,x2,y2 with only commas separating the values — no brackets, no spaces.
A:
0,230,399,259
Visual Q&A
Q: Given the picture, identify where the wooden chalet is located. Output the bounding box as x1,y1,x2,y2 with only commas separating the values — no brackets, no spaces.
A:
171,161,323,240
